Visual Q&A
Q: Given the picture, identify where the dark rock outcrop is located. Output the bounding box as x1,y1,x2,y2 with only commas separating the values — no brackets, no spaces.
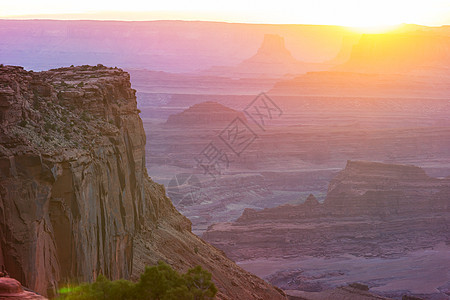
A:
0,65,286,299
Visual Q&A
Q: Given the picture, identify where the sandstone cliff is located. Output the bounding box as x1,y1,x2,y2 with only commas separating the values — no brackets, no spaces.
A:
0,65,286,299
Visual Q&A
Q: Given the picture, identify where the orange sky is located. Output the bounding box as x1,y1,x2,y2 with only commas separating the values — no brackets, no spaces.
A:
1,0,450,29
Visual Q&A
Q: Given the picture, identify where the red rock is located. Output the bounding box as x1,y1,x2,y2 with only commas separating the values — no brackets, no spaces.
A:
0,278,46,299
0,65,286,300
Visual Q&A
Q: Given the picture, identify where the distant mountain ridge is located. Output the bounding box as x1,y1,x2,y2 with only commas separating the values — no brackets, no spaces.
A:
0,20,352,72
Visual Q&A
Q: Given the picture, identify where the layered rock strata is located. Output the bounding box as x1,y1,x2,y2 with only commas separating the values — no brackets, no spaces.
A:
0,65,286,299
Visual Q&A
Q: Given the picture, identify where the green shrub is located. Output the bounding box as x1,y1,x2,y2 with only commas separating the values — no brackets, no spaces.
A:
57,261,217,300
59,275,135,300
18,120,27,127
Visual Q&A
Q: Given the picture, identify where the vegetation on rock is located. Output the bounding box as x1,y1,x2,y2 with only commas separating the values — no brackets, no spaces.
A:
58,261,217,300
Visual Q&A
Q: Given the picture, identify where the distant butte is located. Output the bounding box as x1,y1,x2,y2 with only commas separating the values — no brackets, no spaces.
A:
203,160,450,299
165,101,247,127
206,34,329,78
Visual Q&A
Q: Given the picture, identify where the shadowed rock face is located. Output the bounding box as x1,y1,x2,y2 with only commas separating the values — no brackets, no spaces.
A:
0,65,286,300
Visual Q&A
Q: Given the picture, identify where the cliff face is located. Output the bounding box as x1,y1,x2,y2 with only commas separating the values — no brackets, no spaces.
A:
0,65,146,296
0,65,286,300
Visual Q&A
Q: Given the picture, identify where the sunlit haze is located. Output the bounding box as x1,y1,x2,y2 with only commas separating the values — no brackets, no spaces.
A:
1,0,450,31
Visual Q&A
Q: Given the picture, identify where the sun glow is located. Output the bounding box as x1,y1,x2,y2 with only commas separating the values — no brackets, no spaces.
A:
348,24,402,34
1,0,449,28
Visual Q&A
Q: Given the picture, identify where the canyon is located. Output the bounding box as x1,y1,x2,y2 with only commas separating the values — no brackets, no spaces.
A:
1,19,450,300
130,25,450,299
0,65,286,299
203,161,450,299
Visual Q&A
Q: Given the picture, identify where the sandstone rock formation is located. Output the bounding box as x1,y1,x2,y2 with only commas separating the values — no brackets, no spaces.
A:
0,65,286,299
205,160,450,258
203,161,450,298
237,34,307,76
324,160,450,216
0,277,46,300
206,34,326,77
165,101,247,127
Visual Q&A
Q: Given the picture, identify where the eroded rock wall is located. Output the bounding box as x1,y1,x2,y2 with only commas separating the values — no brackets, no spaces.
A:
0,65,285,300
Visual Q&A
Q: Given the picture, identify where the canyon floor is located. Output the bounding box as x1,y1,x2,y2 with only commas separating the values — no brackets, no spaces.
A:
239,243,450,298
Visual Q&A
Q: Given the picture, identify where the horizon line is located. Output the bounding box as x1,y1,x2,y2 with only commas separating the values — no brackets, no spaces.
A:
1,16,450,28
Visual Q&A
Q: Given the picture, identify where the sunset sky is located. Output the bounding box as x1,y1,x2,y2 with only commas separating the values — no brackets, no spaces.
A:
1,0,450,29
